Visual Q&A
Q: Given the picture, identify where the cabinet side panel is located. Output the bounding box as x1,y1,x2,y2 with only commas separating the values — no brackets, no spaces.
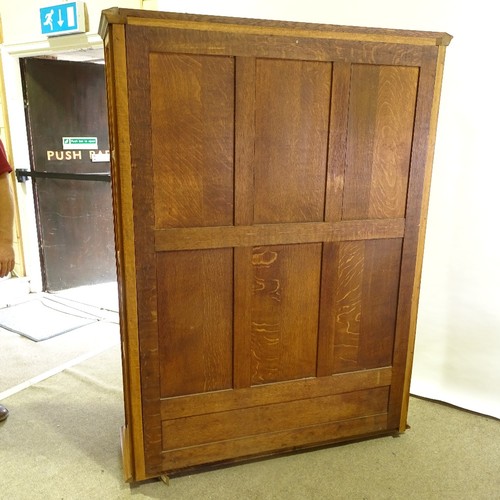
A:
253,59,331,223
389,48,447,431
342,65,419,220
157,249,234,397
103,25,146,481
150,54,235,228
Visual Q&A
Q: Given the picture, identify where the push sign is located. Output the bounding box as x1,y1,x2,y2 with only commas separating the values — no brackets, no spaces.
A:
40,2,86,37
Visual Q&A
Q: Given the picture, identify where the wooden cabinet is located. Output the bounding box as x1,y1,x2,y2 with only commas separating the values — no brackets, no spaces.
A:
99,8,451,482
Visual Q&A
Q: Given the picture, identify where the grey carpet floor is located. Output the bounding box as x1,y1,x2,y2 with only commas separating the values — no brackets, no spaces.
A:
0,283,120,395
1,344,499,499
0,321,119,395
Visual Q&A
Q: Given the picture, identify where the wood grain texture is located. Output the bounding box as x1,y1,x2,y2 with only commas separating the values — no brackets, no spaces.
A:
101,9,450,480
127,33,164,475
253,59,331,223
357,239,402,369
397,46,448,432
250,244,322,384
128,16,448,46
163,387,389,450
342,64,419,220
103,25,146,482
161,367,392,419
150,53,234,228
388,49,446,431
330,241,365,372
161,414,389,473
157,249,234,398
155,218,405,251
233,247,254,389
101,8,452,47
318,239,403,375
234,57,256,226
325,62,351,222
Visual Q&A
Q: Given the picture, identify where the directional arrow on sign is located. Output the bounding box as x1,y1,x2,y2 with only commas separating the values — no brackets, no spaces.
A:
39,2,86,36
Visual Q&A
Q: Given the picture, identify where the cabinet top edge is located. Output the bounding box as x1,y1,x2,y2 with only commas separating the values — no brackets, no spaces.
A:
98,7,452,47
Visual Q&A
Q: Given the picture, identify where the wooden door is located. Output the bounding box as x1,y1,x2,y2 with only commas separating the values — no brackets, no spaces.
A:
21,58,115,291
101,10,450,481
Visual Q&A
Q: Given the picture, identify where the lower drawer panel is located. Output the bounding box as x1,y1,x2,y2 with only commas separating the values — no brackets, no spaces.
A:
161,413,389,472
160,386,390,471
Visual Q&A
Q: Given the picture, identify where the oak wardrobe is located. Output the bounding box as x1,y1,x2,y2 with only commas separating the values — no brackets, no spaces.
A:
99,8,451,482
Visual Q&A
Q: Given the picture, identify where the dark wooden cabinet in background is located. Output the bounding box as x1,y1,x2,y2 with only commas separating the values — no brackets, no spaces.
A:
100,8,451,482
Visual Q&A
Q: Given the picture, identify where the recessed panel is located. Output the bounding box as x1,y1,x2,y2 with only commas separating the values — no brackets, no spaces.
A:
342,65,419,220
157,249,234,397
253,59,332,223
250,243,322,384
330,239,403,373
150,54,235,228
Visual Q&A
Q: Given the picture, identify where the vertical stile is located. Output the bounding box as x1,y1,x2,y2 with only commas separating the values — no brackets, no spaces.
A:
233,57,256,389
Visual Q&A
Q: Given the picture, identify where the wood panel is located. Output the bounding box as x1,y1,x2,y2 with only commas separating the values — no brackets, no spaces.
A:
122,24,429,67
157,249,234,398
329,241,364,372
150,53,234,228
234,57,256,226
163,387,389,450
155,218,405,251
342,65,419,220
119,12,450,46
250,244,322,384
388,51,447,431
162,414,389,473
253,59,331,223
357,239,402,369
100,8,451,482
318,239,403,375
126,30,163,476
103,24,146,481
325,61,351,223
161,367,392,419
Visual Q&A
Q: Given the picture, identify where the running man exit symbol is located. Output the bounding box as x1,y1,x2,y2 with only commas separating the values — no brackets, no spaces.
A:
39,2,86,37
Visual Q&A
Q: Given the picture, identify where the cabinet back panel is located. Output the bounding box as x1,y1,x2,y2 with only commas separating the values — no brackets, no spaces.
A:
100,9,450,480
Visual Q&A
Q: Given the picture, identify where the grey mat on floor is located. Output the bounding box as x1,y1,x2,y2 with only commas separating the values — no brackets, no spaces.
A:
0,296,101,342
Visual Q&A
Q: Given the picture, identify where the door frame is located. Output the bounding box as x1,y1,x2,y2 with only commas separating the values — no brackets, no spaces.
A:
1,34,103,293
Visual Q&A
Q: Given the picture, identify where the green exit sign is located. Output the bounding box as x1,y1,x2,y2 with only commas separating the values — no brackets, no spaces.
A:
62,137,98,150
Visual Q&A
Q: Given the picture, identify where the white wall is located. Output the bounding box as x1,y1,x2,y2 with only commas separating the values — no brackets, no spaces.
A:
0,0,142,44
2,0,498,417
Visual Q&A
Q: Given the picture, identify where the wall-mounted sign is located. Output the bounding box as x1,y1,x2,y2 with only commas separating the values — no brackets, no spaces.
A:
40,2,86,37
62,137,97,150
